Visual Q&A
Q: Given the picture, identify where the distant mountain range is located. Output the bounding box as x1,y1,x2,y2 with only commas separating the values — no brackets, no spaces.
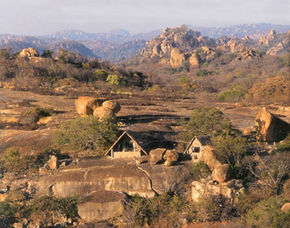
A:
0,23,289,61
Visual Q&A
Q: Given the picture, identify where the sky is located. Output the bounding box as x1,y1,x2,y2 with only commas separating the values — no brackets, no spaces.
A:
0,0,289,35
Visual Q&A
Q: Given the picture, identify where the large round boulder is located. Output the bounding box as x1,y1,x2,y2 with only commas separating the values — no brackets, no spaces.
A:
102,100,121,113
163,150,179,166
212,164,230,183
93,107,115,120
149,148,166,165
78,191,127,222
255,107,290,142
75,96,103,116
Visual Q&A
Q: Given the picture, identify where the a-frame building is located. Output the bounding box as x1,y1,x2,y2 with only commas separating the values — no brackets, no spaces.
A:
105,131,148,158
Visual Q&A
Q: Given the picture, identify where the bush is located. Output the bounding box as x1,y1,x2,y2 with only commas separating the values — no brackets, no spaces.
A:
2,147,22,172
197,69,211,77
123,193,193,227
52,116,120,155
211,135,248,170
20,107,51,126
277,134,290,152
243,196,289,228
0,202,16,227
106,74,121,87
180,107,226,141
195,194,223,222
191,161,211,180
29,196,78,225
94,69,108,81
217,86,246,102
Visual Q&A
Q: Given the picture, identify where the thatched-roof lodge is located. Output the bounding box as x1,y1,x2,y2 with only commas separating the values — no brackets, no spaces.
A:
105,131,148,158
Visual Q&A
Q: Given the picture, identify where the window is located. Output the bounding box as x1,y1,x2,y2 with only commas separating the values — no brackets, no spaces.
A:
193,147,200,152
194,155,198,159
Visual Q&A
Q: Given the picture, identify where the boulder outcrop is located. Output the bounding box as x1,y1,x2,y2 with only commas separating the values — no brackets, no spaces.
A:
212,164,230,183
78,191,127,222
19,48,39,58
163,150,179,166
191,179,244,202
75,97,121,119
48,155,58,170
149,148,166,165
170,48,185,68
30,158,191,199
255,108,290,142
139,25,216,62
281,203,290,213
75,96,103,116
93,106,115,120
189,53,199,68
102,100,121,113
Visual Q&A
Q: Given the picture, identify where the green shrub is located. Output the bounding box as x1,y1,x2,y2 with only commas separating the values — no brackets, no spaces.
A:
217,86,246,102
195,194,223,222
243,196,289,228
277,134,290,152
0,202,16,227
106,74,121,87
52,116,120,155
191,161,211,180
180,107,226,141
123,193,193,227
197,69,211,77
3,147,21,172
20,107,51,125
94,69,108,81
211,135,248,170
29,196,78,225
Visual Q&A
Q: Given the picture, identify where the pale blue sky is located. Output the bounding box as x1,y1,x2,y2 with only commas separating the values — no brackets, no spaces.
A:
0,0,289,35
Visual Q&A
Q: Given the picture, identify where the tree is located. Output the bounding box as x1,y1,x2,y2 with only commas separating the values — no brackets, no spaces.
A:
180,107,226,141
244,196,289,228
246,154,289,195
41,50,53,58
52,116,120,156
211,135,248,170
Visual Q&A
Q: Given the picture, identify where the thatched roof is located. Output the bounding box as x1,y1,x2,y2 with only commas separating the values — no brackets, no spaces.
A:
105,131,148,156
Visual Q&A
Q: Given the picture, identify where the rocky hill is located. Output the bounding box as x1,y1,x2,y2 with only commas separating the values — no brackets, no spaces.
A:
134,25,289,69
1,23,289,62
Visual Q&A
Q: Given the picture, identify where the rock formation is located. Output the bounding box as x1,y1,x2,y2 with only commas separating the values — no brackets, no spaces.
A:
211,164,230,183
191,179,244,202
149,148,166,165
196,146,230,183
78,191,127,222
93,107,115,120
75,96,103,116
93,100,121,120
281,203,290,213
75,96,120,119
139,25,216,63
163,150,179,166
255,108,290,142
19,48,39,58
170,48,185,68
102,100,121,113
48,155,58,170
189,53,199,68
